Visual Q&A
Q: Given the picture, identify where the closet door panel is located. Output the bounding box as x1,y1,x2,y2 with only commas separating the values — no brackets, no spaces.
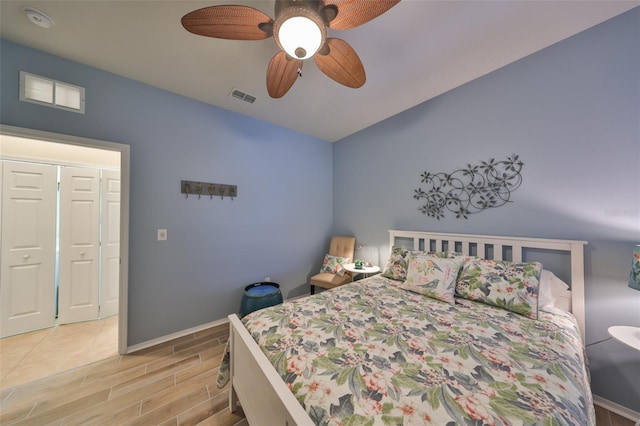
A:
58,166,100,324
99,169,120,318
0,161,57,337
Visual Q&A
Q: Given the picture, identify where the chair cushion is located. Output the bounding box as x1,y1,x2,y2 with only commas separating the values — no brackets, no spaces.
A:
310,272,351,289
310,235,356,291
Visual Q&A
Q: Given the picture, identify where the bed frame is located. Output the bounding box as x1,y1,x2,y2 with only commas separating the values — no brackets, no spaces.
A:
228,230,588,425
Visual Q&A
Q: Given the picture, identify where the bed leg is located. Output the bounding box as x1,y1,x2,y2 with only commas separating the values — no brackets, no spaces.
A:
230,384,239,412
310,285,315,295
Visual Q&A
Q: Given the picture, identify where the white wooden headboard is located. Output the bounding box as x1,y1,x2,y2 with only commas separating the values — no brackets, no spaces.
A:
388,230,588,343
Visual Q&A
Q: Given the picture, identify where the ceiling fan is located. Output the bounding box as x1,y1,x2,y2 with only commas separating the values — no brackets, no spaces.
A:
181,0,400,98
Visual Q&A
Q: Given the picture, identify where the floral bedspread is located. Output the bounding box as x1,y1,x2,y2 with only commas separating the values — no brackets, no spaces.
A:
237,276,594,425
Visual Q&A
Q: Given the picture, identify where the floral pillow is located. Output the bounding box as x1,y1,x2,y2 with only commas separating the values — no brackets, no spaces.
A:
456,258,542,319
401,253,464,305
319,254,349,276
381,246,411,281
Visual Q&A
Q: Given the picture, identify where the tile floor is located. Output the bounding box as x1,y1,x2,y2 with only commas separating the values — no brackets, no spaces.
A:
0,315,118,389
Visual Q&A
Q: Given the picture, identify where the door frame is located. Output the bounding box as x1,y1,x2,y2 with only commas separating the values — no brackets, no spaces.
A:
0,124,130,354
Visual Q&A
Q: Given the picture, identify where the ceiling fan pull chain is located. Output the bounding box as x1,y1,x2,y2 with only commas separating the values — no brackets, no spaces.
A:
297,67,302,77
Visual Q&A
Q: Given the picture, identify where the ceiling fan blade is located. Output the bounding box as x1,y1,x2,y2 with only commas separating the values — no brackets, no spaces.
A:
267,51,302,98
314,38,365,88
322,0,400,30
182,5,273,40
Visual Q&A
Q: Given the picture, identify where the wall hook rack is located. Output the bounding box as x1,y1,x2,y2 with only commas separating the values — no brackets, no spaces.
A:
182,180,237,200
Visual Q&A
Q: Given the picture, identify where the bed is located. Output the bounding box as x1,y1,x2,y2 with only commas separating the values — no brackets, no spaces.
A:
226,230,593,425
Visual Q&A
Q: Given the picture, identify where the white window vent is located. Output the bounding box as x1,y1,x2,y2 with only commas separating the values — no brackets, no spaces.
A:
230,88,256,104
20,71,85,114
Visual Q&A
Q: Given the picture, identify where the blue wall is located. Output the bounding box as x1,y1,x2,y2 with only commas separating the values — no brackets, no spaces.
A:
334,8,640,410
2,6,639,413
0,40,334,345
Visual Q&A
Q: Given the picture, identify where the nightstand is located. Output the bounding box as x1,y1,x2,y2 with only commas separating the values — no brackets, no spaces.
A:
608,326,640,351
344,263,380,281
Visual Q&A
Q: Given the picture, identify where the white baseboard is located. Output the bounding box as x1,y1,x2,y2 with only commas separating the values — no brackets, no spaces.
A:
124,293,309,354
593,394,640,422
125,317,229,354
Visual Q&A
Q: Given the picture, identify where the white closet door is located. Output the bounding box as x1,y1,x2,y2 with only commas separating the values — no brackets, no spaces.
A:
0,161,57,337
99,169,120,318
58,166,100,324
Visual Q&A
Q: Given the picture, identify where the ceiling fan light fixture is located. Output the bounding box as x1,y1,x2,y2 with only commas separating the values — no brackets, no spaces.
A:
181,1,400,98
274,6,326,60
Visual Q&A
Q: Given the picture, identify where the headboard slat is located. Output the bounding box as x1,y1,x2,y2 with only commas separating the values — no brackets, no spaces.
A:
494,244,503,260
512,246,523,262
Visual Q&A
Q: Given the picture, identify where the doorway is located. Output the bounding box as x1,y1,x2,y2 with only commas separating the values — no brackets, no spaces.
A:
1,161,121,335
0,125,129,355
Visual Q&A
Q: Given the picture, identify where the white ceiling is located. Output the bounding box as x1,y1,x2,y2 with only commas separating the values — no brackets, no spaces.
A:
1,1,638,142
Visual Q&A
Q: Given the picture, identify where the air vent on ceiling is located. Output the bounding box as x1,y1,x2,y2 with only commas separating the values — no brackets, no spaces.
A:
230,88,256,104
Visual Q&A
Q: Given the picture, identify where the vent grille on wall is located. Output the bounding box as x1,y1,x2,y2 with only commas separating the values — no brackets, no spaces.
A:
19,71,85,114
230,88,256,104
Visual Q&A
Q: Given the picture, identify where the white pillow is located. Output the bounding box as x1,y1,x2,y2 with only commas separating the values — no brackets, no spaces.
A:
538,270,569,311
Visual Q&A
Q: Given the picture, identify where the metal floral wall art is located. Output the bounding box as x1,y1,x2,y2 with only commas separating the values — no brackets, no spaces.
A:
414,155,524,219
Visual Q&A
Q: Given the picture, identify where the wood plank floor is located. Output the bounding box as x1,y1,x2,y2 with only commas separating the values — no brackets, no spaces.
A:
1,320,636,426
0,323,246,425
595,405,637,426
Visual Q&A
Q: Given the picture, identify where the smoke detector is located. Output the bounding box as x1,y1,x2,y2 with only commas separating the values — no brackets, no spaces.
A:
23,7,55,29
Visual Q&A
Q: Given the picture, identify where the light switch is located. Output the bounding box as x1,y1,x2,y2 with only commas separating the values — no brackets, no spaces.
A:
157,229,167,241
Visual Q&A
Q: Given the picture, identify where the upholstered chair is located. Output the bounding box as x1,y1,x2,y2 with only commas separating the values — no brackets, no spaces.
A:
310,235,356,294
